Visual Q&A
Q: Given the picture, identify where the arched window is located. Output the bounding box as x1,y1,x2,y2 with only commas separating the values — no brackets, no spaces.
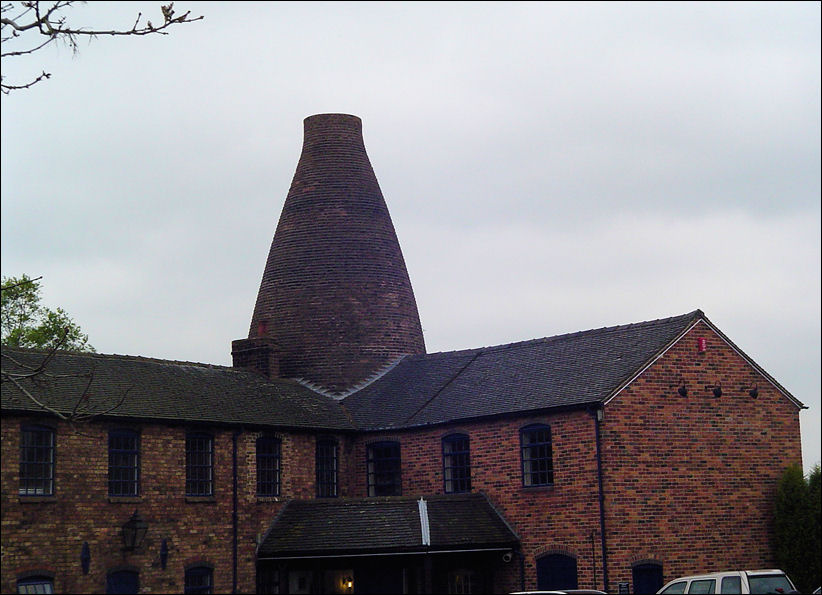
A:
19,425,55,496
316,438,338,498
367,441,401,497
633,562,664,594
256,435,281,497
520,424,553,487
16,574,54,594
442,434,471,493
184,565,213,594
536,553,577,591
108,429,140,496
186,432,214,497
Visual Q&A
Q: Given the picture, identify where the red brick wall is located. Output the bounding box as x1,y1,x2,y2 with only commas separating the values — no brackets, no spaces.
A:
0,418,344,594
601,320,803,591
347,410,604,592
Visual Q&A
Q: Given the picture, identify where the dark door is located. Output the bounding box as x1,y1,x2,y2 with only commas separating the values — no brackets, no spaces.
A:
633,563,663,594
536,554,578,590
106,570,139,594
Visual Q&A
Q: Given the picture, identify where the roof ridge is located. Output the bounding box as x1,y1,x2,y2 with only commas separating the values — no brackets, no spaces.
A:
0,345,232,371
419,310,703,357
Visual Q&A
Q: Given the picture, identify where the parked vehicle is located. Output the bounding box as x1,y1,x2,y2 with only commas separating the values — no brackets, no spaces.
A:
510,591,607,595
656,569,798,594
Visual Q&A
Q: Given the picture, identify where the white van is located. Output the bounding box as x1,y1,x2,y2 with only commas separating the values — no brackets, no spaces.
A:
656,569,798,594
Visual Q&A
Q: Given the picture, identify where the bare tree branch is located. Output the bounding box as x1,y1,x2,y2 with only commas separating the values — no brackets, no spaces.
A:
1,1,203,94
2,324,129,425
0,275,42,292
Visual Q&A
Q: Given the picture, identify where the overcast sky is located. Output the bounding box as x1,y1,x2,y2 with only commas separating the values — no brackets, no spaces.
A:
1,1,819,471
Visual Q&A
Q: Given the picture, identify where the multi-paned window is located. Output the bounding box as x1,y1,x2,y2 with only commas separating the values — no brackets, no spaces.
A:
256,435,281,497
316,438,338,498
108,430,140,497
442,433,471,493
19,425,55,496
16,576,54,594
520,424,553,486
367,441,401,497
186,433,213,497
184,566,213,594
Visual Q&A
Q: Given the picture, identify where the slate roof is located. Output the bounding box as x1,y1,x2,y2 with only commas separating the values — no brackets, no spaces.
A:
0,347,353,430
256,493,519,558
3,310,801,430
342,310,707,429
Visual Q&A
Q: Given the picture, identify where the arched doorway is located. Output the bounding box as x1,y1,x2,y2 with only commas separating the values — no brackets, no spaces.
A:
536,553,578,591
632,562,664,594
106,569,139,594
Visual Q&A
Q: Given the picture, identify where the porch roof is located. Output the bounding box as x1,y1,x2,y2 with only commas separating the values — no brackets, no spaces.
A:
257,493,519,559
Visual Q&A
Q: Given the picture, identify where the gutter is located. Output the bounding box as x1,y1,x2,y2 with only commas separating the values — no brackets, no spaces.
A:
232,431,239,594
592,405,609,592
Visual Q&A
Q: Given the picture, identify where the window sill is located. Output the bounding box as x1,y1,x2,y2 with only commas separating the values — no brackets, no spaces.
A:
18,496,56,503
520,484,555,493
109,496,142,503
185,496,216,503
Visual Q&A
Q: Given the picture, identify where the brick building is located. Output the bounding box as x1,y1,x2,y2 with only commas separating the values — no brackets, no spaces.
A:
1,114,805,594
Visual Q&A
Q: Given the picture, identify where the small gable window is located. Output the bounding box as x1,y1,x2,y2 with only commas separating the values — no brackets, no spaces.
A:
186,432,213,497
184,565,213,594
17,576,54,594
256,435,281,497
316,438,338,498
367,441,401,497
520,424,553,487
109,429,140,497
19,425,55,496
442,433,471,494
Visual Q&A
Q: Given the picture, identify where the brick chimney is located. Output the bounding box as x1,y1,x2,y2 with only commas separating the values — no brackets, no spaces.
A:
238,114,425,392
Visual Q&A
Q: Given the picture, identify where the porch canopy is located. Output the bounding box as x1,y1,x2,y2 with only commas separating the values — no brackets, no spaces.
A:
257,493,519,560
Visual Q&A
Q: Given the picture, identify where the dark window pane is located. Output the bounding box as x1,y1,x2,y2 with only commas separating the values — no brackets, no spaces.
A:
185,566,213,594
256,436,281,497
109,430,139,497
443,434,471,493
521,425,553,487
316,439,338,498
721,576,742,594
19,426,54,496
186,434,213,496
688,579,716,594
367,442,401,497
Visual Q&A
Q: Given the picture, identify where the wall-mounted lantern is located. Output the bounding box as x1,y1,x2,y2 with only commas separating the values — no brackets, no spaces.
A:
121,510,148,551
749,385,759,399
677,380,688,397
712,383,722,398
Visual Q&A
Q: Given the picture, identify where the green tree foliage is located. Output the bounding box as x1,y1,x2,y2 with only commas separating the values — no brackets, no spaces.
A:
1,274,94,352
774,463,821,592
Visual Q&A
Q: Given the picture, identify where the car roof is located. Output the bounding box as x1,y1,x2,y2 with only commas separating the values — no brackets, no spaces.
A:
671,569,786,581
